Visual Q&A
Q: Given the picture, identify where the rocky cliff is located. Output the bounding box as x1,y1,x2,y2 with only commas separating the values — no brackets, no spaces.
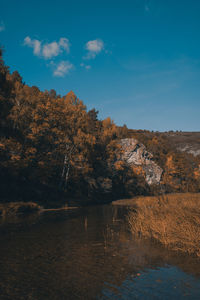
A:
120,138,163,185
84,138,163,201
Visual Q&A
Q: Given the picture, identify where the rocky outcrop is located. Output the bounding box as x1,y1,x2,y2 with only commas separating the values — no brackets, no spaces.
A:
120,138,163,185
177,144,200,157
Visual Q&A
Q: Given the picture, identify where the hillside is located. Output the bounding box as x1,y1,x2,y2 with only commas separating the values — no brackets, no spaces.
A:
0,49,200,206
127,129,200,154
127,128,200,158
162,131,200,156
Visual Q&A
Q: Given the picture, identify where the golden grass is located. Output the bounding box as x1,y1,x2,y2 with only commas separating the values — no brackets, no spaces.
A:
128,193,200,257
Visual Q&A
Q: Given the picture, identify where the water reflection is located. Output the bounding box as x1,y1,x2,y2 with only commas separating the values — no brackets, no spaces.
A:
0,205,200,299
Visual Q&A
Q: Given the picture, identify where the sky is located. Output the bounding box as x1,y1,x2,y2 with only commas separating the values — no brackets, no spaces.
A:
0,0,200,131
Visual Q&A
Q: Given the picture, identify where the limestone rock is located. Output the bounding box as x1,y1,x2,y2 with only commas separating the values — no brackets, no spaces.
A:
120,138,163,185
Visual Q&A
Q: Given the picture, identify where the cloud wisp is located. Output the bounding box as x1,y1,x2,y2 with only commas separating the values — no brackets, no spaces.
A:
0,21,5,32
80,63,91,70
53,61,74,77
24,36,41,55
84,39,104,59
24,37,70,59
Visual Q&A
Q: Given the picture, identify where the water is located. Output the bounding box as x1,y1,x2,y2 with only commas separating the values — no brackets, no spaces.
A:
0,205,200,299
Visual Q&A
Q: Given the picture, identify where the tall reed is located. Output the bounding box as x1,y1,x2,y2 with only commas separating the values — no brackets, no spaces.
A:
128,193,200,257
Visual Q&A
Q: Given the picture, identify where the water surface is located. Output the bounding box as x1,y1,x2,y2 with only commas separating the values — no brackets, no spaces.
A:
0,205,200,299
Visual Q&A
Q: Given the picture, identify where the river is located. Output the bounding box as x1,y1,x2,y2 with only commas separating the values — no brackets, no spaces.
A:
0,204,200,299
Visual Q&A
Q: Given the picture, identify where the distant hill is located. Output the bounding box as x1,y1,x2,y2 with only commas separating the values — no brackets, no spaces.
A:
161,131,200,156
126,129,200,157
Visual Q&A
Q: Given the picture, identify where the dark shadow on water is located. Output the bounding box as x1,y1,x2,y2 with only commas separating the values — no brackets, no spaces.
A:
0,205,200,299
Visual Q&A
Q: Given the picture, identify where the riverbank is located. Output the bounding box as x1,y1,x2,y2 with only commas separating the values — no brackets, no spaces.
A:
0,202,41,217
0,202,79,218
123,193,200,257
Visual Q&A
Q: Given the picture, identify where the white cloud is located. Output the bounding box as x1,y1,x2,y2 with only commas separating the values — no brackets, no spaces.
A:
86,39,104,52
84,39,104,59
42,38,70,59
42,41,60,59
53,61,73,77
24,36,41,55
59,38,70,53
0,21,5,32
23,36,70,59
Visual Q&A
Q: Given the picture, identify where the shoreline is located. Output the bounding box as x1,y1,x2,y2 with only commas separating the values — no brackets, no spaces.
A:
112,192,200,206
0,202,78,218
41,206,78,212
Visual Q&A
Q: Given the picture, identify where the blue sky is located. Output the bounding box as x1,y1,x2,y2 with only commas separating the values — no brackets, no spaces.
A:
1,0,200,131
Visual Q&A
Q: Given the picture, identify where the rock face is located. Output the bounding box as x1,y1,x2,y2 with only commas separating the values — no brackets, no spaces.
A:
120,138,163,185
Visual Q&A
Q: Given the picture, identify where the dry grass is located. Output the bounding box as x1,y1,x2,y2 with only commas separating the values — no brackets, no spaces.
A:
128,193,200,257
112,198,139,206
